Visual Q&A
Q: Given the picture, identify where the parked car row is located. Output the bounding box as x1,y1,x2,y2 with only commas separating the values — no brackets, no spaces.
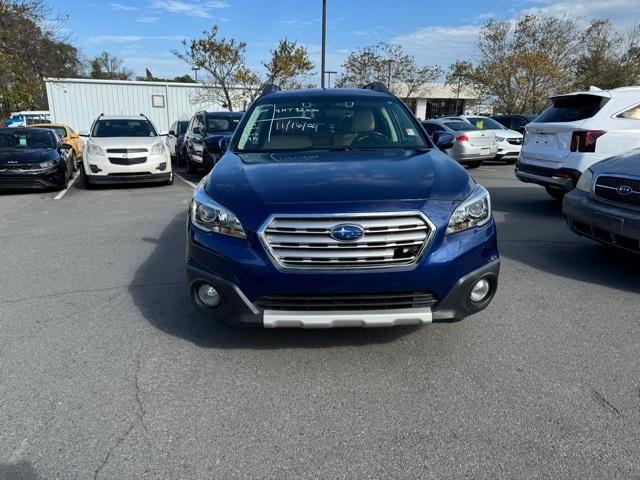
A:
421,115,523,168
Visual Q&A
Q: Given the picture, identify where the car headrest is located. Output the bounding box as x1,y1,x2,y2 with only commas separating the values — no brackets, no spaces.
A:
264,135,312,150
350,111,375,132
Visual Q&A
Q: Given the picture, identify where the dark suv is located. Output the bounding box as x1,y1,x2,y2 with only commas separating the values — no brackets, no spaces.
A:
491,115,536,134
184,111,243,173
186,83,500,328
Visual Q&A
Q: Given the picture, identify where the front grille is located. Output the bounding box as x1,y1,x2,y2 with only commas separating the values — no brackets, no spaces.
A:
106,148,147,154
256,292,438,311
507,138,522,145
594,175,640,207
261,213,433,269
108,156,147,165
570,220,640,253
0,163,41,170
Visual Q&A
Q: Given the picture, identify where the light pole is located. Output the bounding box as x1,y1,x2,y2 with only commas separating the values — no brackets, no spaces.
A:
320,0,327,88
192,66,200,82
326,70,337,88
385,59,395,87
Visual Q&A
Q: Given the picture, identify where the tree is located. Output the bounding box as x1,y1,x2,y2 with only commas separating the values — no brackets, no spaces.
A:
173,25,251,111
574,19,640,90
335,42,442,97
0,0,83,116
262,39,314,89
448,15,579,114
90,51,133,80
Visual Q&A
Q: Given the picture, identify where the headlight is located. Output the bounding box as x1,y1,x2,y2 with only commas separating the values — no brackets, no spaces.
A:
190,185,246,239
37,160,56,168
576,169,594,192
495,136,505,142
446,185,491,234
86,143,105,158
150,141,166,156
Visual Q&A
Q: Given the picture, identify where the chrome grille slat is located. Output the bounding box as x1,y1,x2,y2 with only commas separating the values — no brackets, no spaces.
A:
260,213,434,270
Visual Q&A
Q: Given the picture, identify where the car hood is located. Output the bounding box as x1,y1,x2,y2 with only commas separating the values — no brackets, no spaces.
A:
0,148,58,165
89,137,161,149
205,149,475,208
591,148,640,175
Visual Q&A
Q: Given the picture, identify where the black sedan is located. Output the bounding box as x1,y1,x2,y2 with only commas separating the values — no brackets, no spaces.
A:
563,148,640,254
0,127,74,190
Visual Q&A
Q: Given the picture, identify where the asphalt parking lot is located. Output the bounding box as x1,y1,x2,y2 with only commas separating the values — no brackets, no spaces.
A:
1,164,639,480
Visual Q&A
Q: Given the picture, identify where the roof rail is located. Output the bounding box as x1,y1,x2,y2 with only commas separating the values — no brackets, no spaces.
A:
362,82,391,94
260,83,281,97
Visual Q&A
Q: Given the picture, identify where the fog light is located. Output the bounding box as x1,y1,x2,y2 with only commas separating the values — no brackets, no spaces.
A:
470,278,490,303
157,162,167,171
197,283,221,307
89,164,101,173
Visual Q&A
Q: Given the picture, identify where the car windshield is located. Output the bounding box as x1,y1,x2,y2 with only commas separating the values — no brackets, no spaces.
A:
177,121,189,134
0,129,56,149
206,115,241,133
91,119,157,137
444,121,479,131
467,117,505,130
235,95,428,152
44,126,67,138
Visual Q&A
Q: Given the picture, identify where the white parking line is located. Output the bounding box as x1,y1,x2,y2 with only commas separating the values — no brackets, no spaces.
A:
53,172,79,200
175,172,197,189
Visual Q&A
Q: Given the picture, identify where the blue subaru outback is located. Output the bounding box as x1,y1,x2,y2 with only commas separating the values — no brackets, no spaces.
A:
187,83,499,328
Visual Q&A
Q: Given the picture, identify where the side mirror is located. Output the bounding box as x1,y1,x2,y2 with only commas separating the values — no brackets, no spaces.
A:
159,130,169,136
70,131,80,139
192,126,201,136
432,131,455,150
79,131,89,137
169,130,176,136
60,143,73,151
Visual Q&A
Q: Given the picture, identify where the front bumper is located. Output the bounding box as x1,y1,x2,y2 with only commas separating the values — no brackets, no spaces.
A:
563,189,640,254
187,258,500,327
86,172,172,185
186,216,500,327
0,165,66,189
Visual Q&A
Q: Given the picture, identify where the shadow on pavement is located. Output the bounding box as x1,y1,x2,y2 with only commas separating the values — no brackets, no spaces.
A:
130,213,420,349
0,461,40,480
491,186,640,293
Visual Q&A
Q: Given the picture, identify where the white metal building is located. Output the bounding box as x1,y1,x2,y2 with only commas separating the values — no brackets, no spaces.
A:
44,78,238,132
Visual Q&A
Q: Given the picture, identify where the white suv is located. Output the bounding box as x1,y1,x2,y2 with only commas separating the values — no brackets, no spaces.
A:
81,115,173,187
516,86,640,199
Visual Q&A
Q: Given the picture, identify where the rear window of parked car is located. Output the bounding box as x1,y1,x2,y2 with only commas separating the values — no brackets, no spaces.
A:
91,120,157,137
206,116,241,133
444,121,479,131
534,94,609,123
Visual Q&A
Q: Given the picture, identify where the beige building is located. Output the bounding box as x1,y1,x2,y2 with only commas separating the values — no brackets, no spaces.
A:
396,83,487,120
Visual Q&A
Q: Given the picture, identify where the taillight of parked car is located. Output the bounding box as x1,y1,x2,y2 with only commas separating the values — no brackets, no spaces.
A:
570,130,605,153
456,134,469,142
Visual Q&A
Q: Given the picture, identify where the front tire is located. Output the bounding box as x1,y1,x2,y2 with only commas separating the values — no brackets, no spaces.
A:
545,186,565,201
71,152,78,172
165,171,174,185
81,167,93,189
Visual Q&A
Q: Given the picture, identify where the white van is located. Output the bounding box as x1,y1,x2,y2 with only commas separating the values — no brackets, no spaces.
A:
516,87,640,199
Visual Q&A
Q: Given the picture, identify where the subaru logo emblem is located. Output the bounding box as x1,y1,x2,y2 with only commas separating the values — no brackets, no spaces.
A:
617,185,633,196
330,223,365,242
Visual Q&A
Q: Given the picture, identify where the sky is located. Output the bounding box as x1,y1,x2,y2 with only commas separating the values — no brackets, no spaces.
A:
54,0,640,81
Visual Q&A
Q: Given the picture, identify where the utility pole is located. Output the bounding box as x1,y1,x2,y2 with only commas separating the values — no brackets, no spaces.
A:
386,59,394,87
192,66,200,82
321,0,327,88
326,70,337,88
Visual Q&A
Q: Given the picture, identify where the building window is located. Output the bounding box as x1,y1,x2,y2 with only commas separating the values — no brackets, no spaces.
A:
152,95,165,108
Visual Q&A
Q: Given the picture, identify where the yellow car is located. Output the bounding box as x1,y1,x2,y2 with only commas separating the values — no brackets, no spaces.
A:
30,123,83,171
